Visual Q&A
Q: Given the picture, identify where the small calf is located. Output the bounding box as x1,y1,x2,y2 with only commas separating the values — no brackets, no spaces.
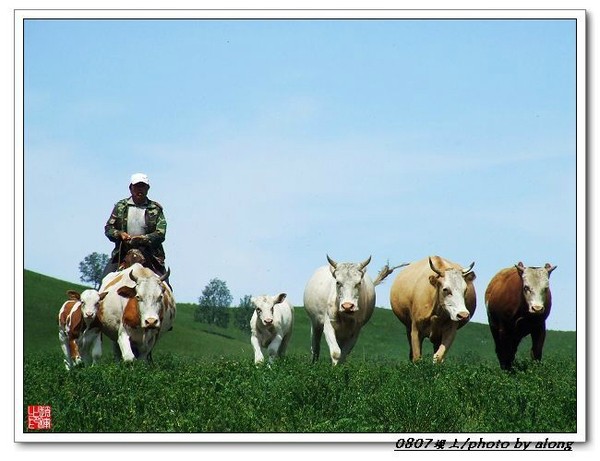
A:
250,293,294,364
58,289,107,370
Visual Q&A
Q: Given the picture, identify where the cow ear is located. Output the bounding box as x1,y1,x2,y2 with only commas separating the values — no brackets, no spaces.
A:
464,271,476,282
117,286,137,299
429,275,439,287
99,291,108,301
66,290,80,300
545,264,557,275
275,293,287,304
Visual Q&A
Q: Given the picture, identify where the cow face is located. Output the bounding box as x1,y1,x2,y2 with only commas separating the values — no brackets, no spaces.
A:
516,262,557,314
429,259,475,322
79,289,108,326
328,256,371,313
118,272,168,329
251,293,286,327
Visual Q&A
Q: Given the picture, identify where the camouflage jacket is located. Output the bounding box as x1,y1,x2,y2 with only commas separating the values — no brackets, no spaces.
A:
104,197,167,264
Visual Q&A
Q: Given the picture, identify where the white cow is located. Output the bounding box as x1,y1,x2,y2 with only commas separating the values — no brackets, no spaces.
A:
249,293,294,364
303,255,376,365
98,263,176,362
58,289,107,370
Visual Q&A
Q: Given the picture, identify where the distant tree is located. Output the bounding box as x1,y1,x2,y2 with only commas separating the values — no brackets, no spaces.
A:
195,278,232,328
234,295,254,333
79,252,110,289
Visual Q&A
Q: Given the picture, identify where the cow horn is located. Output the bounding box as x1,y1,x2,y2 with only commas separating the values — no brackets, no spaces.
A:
429,257,443,276
128,269,138,283
545,263,557,275
462,261,475,275
159,267,171,282
359,255,372,270
326,254,338,269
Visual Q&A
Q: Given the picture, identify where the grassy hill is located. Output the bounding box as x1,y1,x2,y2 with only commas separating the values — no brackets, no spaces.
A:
23,269,576,365
21,270,578,434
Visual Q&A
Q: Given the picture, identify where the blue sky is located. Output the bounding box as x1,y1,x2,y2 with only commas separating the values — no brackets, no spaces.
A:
22,15,580,331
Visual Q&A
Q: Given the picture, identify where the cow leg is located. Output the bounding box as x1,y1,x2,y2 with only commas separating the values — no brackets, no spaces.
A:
131,342,140,358
138,330,158,363
530,322,547,361
80,330,101,366
404,327,414,362
506,339,519,370
58,330,73,370
409,322,423,362
267,334,284,363
91,333,102,364
112,341,123,362
310,322,323,363
250,333,265,364
433,323,458,363
78,333,89,365
87,336,101,364
431,337,441,354
496,327,518,370
138,348,154,364
278,331,292,358
323,319,342,365
69,338,82,367
488,323,500,353
117,331,136,361
489,315,514,370
339,332,360,364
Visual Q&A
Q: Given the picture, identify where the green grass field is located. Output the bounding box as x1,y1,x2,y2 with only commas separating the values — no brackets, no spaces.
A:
21,269,578,434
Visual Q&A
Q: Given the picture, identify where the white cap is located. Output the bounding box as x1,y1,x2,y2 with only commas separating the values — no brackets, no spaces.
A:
130,173,150,186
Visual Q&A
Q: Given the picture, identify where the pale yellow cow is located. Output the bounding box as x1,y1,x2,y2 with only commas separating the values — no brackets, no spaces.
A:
390,256,476,363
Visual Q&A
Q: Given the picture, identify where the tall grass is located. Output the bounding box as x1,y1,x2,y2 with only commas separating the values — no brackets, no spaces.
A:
23,351,576,434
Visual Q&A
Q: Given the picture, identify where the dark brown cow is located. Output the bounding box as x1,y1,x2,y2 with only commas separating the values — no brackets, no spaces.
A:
485,262,557,370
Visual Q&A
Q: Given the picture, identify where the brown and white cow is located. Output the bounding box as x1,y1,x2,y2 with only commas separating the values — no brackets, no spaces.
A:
485,262,557,370
58,289,107,370
98,263,176,362
390,256,476,363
